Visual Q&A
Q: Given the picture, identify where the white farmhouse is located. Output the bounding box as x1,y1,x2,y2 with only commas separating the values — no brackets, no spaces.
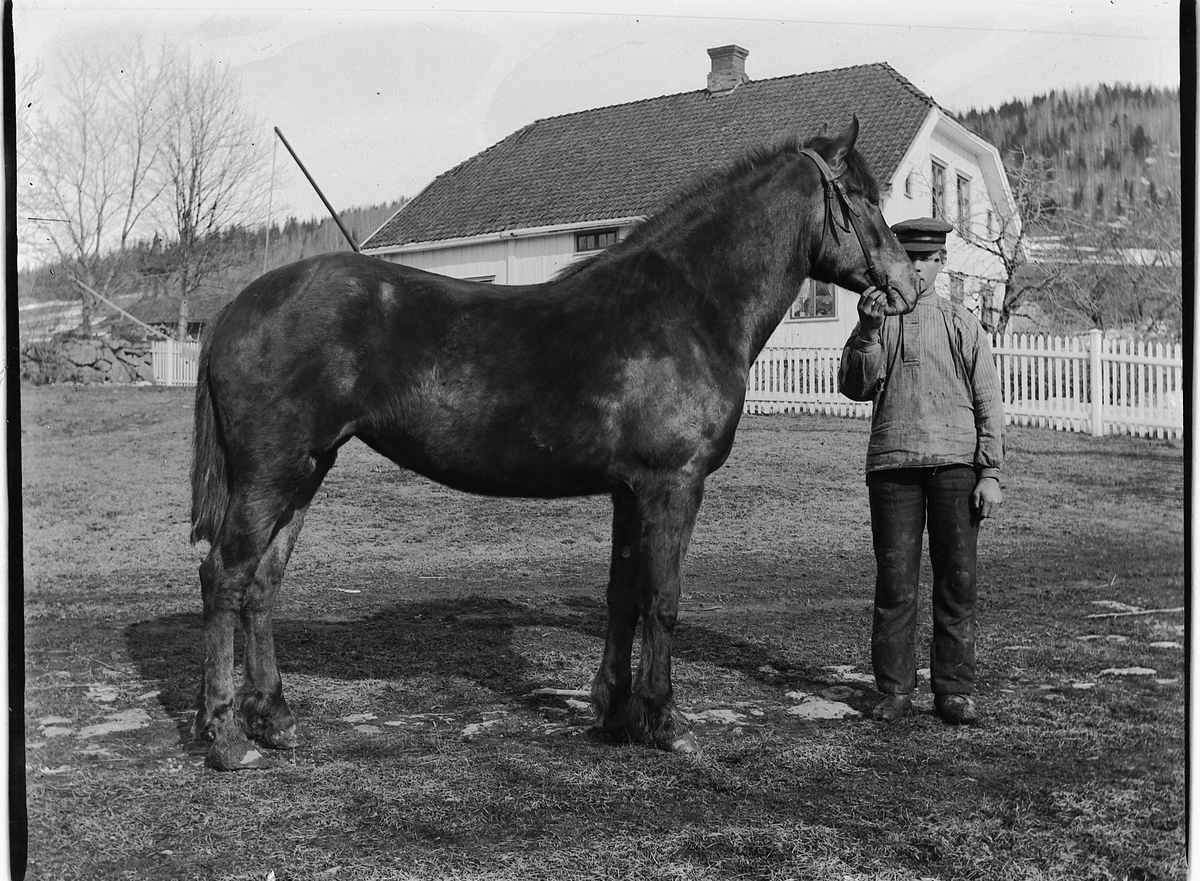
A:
362,46,1018,346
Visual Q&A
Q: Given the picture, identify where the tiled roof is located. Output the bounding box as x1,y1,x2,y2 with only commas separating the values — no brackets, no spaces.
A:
364,62,939,250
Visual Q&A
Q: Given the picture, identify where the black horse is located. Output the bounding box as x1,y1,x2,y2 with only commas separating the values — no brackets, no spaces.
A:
189,117,918,770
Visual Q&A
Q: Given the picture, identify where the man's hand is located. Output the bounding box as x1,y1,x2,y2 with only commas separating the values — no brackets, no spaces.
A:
856,286,887,339
971,477,1003,524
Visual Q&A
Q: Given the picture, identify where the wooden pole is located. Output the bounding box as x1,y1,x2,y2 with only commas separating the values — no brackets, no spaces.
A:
273,127,360,253
264,135,278,274
69,276,176,342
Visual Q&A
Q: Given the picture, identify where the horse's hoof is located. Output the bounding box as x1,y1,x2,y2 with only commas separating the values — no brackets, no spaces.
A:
206,739,271,772
594,723,632,745
259,724,298,750
668,731,702,755
598,707,634,742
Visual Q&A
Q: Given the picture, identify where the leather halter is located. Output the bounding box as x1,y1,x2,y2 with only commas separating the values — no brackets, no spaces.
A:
799,148,889,291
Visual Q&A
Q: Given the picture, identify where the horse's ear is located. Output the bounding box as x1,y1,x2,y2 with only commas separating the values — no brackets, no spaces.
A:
826,114,860,175
816,121,829,137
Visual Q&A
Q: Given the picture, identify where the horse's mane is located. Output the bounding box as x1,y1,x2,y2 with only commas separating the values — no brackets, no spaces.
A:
555,131,879,281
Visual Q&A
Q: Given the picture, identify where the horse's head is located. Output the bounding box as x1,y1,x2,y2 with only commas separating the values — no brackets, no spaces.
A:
800,117,919,315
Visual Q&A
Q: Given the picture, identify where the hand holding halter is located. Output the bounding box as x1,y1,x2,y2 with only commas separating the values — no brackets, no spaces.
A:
855,285,888,339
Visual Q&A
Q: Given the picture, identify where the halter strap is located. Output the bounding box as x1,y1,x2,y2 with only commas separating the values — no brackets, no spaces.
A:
799,148,842,188
799,148,888,290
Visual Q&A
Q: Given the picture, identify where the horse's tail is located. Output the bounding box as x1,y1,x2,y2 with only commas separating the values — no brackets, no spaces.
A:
189,312,228,545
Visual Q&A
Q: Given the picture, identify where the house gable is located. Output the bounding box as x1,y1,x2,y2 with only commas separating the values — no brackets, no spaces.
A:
875,110,1020,320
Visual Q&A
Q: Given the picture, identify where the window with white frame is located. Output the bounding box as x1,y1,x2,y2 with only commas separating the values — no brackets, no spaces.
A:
956,175,971,230
904,171,914,198
575,229,618,252
788,279,836,320
931,160,947,220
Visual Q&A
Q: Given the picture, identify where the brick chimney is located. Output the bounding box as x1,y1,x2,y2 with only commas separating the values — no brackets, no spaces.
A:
707,45,750,95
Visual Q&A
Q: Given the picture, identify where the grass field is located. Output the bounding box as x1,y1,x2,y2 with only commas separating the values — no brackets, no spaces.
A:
19,383,1186,880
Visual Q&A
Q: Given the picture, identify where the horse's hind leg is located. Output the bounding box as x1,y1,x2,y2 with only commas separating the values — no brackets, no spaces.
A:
236,450,335,751
194,492,284,770
195,450,333,770
237,504,307,750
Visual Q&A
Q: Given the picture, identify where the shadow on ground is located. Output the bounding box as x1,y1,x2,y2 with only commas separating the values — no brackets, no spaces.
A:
124,591,847,733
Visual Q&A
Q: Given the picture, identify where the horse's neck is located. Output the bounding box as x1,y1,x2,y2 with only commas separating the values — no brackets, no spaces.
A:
691,208,814,371
604,161,819,370
744,271,811,362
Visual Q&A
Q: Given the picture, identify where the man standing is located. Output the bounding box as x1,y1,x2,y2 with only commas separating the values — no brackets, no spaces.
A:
838,217,1004,725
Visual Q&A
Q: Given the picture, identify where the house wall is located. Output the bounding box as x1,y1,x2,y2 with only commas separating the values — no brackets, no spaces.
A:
769,290,860,348
383,239,507,281
379,225,637,285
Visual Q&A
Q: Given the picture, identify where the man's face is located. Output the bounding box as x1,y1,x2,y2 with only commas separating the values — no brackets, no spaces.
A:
909,251,944,294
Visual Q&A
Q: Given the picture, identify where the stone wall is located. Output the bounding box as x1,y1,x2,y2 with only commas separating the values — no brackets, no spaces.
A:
21,337,156,385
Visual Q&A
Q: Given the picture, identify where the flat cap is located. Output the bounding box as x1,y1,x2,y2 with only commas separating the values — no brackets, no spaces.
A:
891,217,953,253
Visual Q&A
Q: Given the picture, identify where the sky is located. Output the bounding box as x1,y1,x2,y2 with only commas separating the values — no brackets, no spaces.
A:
12,0,1183,226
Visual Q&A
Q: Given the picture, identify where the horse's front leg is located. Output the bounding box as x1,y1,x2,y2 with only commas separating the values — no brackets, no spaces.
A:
592,491,643,738
628,479,705,753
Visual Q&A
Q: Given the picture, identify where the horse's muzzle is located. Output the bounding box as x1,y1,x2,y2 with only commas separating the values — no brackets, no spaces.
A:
875,272,920,316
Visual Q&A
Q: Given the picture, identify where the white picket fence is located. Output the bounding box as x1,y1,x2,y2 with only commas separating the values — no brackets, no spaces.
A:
747,346,874,420
992,331,1183,438
149,339,200,387
152,331,1184,439
746,329,1184,439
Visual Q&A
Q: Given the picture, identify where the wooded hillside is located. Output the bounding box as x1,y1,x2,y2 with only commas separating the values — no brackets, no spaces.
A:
18,199,407,305
960,85,1181,217
264,199,408,267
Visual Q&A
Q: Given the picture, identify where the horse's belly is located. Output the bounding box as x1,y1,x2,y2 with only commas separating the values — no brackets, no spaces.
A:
356,418,618,499
356,347,739,497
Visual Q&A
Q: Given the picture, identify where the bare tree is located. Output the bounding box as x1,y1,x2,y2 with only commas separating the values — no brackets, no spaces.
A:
955,150,1069,334
954,148,1182,339
1036,204,1183,337
158,51,271,340
19,41,168,332
15,51,45,257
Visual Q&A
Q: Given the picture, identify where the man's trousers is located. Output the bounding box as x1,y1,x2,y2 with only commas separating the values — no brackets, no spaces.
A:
867,464,980,696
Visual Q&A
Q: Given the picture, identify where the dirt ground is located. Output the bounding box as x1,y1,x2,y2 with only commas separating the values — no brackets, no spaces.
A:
18,383,1186,880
